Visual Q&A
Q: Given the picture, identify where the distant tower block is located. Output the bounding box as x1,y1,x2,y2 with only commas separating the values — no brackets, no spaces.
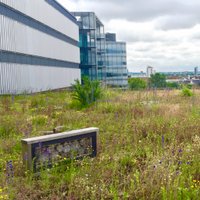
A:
194,67,198,76
146,66,154,77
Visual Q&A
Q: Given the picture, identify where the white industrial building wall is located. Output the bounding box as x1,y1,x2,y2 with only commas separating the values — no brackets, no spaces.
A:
0,0,81,94
0,15,79,63
0,0,79,41
0,63,80,94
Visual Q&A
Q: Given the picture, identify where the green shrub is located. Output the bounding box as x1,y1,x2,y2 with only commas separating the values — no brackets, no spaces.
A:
128,78,147,90
181,87,193,97
149,73,167,88
166,82,179,89
72,77,102,108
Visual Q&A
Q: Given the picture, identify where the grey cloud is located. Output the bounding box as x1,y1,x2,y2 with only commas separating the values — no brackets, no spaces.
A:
190,27,200,40
155,15,199,30
135,47,152,52
120,34,159,43
192,35,200,40
74,0,200,27
120,32,181,44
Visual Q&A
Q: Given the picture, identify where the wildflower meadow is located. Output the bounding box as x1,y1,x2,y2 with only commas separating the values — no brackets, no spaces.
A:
0,89,199,199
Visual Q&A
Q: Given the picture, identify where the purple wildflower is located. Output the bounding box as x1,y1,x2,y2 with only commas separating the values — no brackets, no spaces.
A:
178,149,183,153
162,135,164,148
176,170,180,175
178,161,182,165
24,153,28,161
6,160,14,184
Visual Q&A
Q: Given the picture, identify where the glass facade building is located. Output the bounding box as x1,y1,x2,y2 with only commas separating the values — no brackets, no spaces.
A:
71,13,128,87
105,33,128,87
71,12,106,81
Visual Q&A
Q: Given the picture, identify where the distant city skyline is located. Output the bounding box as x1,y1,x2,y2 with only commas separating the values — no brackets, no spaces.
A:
58,0,200,72
130,66,199,73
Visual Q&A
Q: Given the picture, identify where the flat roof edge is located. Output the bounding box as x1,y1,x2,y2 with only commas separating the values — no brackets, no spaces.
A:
45,0,77,24
71,11,104,26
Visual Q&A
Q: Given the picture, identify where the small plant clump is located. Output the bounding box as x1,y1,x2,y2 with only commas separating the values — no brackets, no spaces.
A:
72,77,102,108
181,86,193,97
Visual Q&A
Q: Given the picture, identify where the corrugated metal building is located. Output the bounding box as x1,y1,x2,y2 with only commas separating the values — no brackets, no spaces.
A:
0,0,80,94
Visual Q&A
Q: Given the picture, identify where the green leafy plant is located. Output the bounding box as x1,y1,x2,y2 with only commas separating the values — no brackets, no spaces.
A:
181,86,193,97
72,77,102,108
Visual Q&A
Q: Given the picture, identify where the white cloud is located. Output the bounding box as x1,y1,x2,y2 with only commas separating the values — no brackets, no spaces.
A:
58,0,200,72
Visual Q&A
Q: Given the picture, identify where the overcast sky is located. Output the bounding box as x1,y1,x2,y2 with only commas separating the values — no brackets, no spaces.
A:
58,0,200,72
